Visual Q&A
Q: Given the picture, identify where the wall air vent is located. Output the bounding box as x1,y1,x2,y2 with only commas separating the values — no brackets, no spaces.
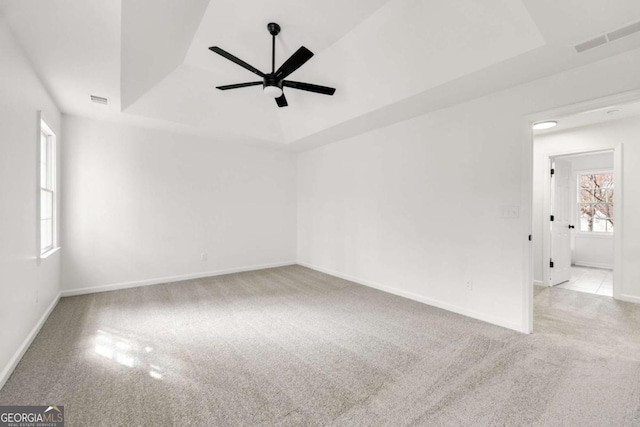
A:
575,20,640,53
90,95,109,105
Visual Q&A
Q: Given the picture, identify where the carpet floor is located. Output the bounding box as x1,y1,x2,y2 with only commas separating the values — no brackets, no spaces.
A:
1,266,639,426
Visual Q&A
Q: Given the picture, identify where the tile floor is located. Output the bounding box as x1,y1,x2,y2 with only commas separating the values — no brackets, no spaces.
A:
554,265,613,296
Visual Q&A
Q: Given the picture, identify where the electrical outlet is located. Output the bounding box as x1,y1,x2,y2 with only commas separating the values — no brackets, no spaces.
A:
200,253,208,261
465,280,473,291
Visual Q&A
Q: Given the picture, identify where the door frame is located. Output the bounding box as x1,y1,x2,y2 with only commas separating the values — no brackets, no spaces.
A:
522,89,638,334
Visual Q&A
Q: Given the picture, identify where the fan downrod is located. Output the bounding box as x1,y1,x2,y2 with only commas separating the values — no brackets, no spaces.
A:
267,22,281,36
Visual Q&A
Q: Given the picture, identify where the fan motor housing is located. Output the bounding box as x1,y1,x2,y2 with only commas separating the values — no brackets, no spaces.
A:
263,74,283,98
263,74,283,90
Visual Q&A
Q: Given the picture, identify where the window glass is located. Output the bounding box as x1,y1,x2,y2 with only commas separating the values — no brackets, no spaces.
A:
578,172,613,233
40,120,56,254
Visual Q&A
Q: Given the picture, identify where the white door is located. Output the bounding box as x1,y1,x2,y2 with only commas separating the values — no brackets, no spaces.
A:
550,158,572,286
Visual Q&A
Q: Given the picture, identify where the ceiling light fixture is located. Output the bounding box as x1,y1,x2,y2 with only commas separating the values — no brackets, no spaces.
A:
208,22,336,108
532,121,558,130
263,85,283,98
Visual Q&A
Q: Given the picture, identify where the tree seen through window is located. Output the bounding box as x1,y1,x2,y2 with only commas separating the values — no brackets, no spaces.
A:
579,172,613,233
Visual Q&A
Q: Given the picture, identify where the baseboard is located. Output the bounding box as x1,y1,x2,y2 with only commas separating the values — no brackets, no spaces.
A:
533,280,546,287
618,294,640,304
572,261,613,270
60,261,296,297
0,293,60,391
298,262,524,333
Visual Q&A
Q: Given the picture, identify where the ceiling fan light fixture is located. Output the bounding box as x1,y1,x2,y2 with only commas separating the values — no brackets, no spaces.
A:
263,85,283,98
209,22,335,107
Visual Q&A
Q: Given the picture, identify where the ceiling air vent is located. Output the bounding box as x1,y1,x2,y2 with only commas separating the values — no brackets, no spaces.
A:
607,20,640,42
90,95,109,105
575,19,640,53
575,35,607,53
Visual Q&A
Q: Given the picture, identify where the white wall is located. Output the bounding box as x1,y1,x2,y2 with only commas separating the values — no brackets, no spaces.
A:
61,116,297,293
574,232,614,269
0,21,62,386
298,47,640,332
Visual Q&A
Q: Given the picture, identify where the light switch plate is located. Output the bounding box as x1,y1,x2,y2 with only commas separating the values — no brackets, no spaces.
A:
501,205,520,219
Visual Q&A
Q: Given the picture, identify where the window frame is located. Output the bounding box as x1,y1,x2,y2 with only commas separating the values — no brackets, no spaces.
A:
38,116,58,261
576,168,614,235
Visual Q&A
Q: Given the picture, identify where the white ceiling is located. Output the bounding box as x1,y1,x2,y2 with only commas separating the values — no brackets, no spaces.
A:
0,0,121,117
2,0,640,150
534,99,640,135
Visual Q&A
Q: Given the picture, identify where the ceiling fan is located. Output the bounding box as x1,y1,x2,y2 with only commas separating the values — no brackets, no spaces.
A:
208,22,336,107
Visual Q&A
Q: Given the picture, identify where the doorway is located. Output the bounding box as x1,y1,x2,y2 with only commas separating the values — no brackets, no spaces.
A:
522,90,637,333
532,130,622,301
546,151,615,296
532,123,623,302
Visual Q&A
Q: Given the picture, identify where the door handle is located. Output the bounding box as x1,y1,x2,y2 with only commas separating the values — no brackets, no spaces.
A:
568,225,575,229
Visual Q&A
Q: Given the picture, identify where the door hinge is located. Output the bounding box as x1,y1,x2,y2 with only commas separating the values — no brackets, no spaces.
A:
550,215,554,222
550,168,555,176
550,259,554,268
528,234,532,241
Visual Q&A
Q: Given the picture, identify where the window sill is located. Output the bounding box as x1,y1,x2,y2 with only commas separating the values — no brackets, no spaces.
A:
38,247,61,264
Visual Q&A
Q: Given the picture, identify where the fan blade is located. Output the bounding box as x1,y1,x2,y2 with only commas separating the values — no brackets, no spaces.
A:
274,46,314,79
283,80,336,95
216,82,263,90
209,46,265,77
275,94,288,108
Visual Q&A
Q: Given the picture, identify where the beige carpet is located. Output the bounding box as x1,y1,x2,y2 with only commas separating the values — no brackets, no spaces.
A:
1,266,639,426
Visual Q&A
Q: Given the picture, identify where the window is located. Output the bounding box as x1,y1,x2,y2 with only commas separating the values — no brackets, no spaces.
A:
578,171,613,233
40,119,56,255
